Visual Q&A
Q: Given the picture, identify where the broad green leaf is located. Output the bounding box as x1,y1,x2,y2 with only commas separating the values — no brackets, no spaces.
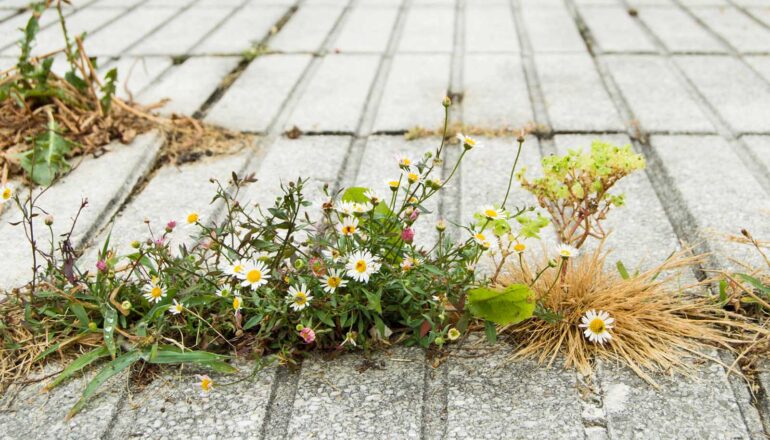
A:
46,346,110,391
738,274,770,296
467,284,536,325
364,290,382,314
148,348,229,365
102,305,118,359
68,350,142,418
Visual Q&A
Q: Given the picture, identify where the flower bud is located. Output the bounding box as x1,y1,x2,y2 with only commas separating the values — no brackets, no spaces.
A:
87,322,97,331
295,324,305,331
442,96,452,107
121,300,132,311
401,227,415,244
435,219,447,232
131,240,141,249
44,215,54,226
96,260,108,273
434,336,446,346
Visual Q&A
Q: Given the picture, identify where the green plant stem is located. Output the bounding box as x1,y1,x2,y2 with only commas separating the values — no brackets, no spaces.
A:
500,137,524,211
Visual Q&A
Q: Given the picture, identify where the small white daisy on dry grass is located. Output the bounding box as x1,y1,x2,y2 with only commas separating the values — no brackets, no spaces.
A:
579,310,614,344
555,243,579,259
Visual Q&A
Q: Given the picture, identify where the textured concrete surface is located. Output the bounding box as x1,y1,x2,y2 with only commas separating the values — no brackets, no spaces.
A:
2,0,770,437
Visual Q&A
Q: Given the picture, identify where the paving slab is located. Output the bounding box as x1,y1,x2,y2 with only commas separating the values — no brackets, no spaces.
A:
239,135,351,210
192,4,288,55
536,53,624,132
554,134,681,270
354,135,442,248
105,363,277,440
270,4,345,52
741,135,770,175
650,135,770,270
81,6,180,56
81,151,250,262
674,55,770,134
128,6,234,55
140,56,240,116
747,7,770,28
597,355,753,439
636,6,725,53
579,5,657,53
466,4,520,53
0,365,126,440
463,54,533,130
445,347,584,439
689,6,770,53
104,56,173,100
0,6,65,50
285,347,424,440
397,6,454,53
286,54,380,133
334,5,399,53
5,6,127,56
205,54,312,132
603,54,714,133
373,54,450,132
0,132,162,291
745,55,770,83
521,4,587,53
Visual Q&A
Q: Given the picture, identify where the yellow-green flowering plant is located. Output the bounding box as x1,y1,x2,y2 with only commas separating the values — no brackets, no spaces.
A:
0,101,556,415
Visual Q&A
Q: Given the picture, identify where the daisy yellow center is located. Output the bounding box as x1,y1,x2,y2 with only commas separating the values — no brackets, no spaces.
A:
201,378,212,391
294,292,308,305
1,188,10,200
407,173,418,182
233,297,241,309
355,260,367,273
187,213,199,224
408,196,417,204
174,304,183,312
560,250,572,257
475,233,486,241
401,159,411,166
342,225,356,234
388,181,399,188
484,209,498,218
151,286,163,298
465,138,476,146
514,243,526,252
588,318,606,334
327,277,341,288
246,269,262,283
233,264,243,273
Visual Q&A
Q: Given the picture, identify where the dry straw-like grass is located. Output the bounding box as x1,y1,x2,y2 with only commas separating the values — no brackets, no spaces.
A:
499,246,767,386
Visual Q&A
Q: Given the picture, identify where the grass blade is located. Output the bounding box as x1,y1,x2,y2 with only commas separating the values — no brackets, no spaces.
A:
67,350,142,419
45,346,109,391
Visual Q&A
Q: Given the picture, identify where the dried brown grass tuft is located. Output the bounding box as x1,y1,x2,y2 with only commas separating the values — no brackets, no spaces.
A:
499,246,767,386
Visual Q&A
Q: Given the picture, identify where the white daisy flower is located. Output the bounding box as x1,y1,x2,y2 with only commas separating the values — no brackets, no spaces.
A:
1,183,13,204
142,277,166,303
478,205,502,220
364,190,382,205
321,269,347,293
186,212,200,225
287,284,313,311
555,243,579,259
345,250,380,283
400,256,422,271
223,259,246,278
198,375,213,393
338,217,359,236
472,231,491,249
232,295,243,313
168,299,184,315
402,170,420,185
386,179,400,191
456,133,480,150
240,261,271,290
579,310,614,344
351,202,372,214
395,153,412,168
215,286,232,297
322,248,342,263
335,200,355,216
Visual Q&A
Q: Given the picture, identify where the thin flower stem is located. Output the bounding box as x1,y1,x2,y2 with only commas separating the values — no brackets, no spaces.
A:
500,137,524,211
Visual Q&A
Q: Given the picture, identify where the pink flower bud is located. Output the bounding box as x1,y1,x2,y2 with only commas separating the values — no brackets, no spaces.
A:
96,260,107,273
299,327,316,344
401,227,415,244
166,220,177,230
409,209,420,222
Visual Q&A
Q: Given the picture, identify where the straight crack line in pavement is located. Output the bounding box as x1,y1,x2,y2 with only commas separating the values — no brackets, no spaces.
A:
332,0,414,193
259,367,302,440
725,0,770,33
509,0,555,155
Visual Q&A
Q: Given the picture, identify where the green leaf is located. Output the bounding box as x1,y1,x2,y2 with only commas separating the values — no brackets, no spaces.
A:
718,279,729,306
70,302,89,328
738,274,770,296
65,71,87,92
68,350,142,418
616,260,629,280
466,284,536,325
102,305,118,359
100,68,117,113
148,348,230,365
364,290,382,314
46,346,110,391
484,320,497,344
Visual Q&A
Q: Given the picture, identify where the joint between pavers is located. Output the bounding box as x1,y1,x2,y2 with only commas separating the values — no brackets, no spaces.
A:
576,369,610,439
332,0,414,192
420,357,450,440
259,366,302,440
717,350,769,439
